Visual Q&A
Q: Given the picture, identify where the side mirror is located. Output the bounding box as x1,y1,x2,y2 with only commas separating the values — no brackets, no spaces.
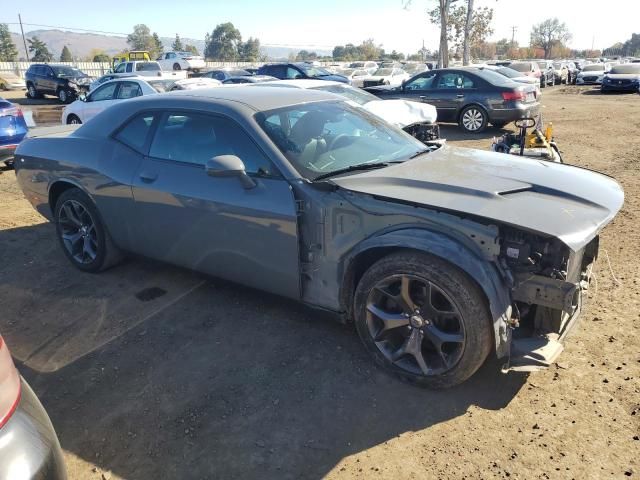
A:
206,155,256,189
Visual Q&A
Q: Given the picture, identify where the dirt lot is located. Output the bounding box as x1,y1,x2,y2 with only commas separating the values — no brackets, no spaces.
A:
0,87,638,479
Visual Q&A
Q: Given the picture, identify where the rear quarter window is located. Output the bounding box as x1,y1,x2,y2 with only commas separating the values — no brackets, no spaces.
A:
114,113,156,153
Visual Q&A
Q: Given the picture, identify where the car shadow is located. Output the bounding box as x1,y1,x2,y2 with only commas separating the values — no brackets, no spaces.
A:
1,222,528,480
439,124,514,143
581,89,639,96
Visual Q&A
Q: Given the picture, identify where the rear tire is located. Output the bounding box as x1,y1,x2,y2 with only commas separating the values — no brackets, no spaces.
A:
459,105,488,133
54,188,123,272
354,251,493,389
173,63,181,71
27,84,42,99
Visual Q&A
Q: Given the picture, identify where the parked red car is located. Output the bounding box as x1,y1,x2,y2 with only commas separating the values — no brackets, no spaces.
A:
0,335,66,479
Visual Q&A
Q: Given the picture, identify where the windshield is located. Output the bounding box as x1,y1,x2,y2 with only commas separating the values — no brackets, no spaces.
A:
610,65,640,74
496,67,521,78
256,101,424,181
552,62,562,69
349,62,365,68
147,79,175,92
583,64,604,72
509,63,531,72
312,84,378,105
298,64,331,77
373,68,393,76
136,62,161,71
52,66,86,77
536,62,547,69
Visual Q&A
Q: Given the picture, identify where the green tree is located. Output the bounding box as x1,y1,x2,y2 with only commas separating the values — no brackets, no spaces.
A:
0,24,19,61
127,24,153,51
530,18,571,59
358,38,382,60
205,22,242,61
151,32,164,59
60,45,72,62
172,34,184,51
184,44,199,55
296,49,318,61
240,37,260,62
28,36,52,62
93,53,110,62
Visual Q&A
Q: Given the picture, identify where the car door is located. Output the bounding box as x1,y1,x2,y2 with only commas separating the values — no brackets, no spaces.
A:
130,110,300,299
82,81,120,122
432,72,478,122
40,66,57,94
399,71,437,103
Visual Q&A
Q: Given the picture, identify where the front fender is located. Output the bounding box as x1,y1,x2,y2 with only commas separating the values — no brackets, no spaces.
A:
343,228,512,358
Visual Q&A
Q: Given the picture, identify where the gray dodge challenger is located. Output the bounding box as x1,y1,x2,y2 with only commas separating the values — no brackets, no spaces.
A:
14,87,623,388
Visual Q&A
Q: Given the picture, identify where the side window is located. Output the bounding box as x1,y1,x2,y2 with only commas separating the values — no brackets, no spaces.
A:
405,72,436,90
90,82,118,102
149,112,275,175
114,113,155,153
116,82,142,99
436,73,475,89
286,67,301,79
44,67,54,77
115,63,126,73
214,72,225,81
125,63,133,73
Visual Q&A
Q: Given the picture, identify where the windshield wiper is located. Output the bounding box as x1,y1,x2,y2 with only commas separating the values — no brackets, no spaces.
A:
409,149,430,159
313,162,392,181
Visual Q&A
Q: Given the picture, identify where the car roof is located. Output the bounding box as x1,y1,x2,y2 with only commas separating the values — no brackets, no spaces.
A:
264,79,344,89
164,85,339,111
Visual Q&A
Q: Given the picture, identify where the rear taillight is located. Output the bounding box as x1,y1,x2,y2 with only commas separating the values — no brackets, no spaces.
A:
502,90,526,101
0,107,22,118
0,336,21,429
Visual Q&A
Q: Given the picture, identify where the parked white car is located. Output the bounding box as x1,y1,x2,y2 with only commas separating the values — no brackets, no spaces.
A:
348,61,379,74
576,63,614,85
362,68,410,88
62,77,161,124
157,51,206,72
339,68,372,88
260,79,437,129
0,72,26,90
112,61,188,80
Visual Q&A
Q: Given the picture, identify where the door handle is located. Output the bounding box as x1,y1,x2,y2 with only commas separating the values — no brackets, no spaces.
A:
419,95,428,99
456,94,464,98
139,171,158,183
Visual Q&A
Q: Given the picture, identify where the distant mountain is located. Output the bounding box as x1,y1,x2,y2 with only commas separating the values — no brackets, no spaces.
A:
8,29,330,62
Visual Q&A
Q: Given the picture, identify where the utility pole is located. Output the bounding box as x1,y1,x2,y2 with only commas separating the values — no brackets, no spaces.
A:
511,26,518,47
18,14,29,61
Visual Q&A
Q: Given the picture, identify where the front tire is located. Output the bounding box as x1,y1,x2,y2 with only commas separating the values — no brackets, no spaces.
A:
173,63,181,71
459,105,488,133
66,114,82,125
54,189,122,272
354,252,493,388
57,88,72,104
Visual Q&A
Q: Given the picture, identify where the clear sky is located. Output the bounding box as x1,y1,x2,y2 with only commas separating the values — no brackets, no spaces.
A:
2,0,638,53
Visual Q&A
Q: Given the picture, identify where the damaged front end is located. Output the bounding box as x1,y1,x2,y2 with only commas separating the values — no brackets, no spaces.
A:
403,122,441,143
500,228,599,371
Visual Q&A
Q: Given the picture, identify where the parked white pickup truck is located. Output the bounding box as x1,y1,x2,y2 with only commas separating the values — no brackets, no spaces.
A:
157,52,206,72
112,61,188,80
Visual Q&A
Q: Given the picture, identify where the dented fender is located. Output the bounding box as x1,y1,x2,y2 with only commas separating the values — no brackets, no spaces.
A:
342,228,512,358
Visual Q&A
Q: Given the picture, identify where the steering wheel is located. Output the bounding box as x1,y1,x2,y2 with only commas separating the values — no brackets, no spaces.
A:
328,134,350,151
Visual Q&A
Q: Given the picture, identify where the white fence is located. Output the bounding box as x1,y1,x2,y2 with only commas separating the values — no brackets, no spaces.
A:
0,61,274,78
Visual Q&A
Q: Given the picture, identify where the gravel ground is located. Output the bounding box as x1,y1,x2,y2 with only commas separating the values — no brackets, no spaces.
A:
0,86,638,479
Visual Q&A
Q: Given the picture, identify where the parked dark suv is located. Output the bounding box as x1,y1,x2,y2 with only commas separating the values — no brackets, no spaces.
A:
257,62,349,84
25,64,92,103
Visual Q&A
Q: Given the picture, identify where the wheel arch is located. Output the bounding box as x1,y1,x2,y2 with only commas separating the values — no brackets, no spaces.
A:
48,179,93,217
339,228,512,358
